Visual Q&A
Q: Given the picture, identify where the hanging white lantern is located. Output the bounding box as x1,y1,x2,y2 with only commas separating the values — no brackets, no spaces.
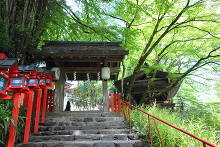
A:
101,67,110,80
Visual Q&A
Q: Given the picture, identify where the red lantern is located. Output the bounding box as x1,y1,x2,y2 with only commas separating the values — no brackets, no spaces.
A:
0,71,10,97
28,70,39,88
0,58,17,99
8,64,29,92
38,73,46,87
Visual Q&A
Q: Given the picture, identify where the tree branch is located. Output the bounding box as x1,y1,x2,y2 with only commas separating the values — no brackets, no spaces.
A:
173,46,220,85
104,13,129,26
174,25,220,39
126,0,192,100
154,46,220,98
56,2,113,41
156,34,217,63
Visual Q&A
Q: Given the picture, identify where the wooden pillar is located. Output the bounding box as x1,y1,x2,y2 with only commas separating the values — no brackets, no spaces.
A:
102,80,108,112
54,68,65,112
54,81,60,112
60,77,65,111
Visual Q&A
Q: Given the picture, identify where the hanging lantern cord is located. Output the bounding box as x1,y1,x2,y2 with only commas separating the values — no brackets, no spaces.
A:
87,73,90,81
97,72,100,81
74,72,76,81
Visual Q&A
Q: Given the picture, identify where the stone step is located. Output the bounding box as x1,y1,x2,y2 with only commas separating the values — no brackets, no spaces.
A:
46,112,122,118
17,112,145,147
29,134,139,142
46,116,124,122
39,124,127,131
34,129,134,136
40,120,125,127
17,140,145,147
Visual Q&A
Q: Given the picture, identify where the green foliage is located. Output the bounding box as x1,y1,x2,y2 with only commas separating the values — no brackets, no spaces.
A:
216,83,220,98
68,81,103,110
130,105,220,146
0,100,26,146
0,0,59,62
0,100,13,145
0,18,11,49
174,80,220,131
15,106,26,144
41,0,121,42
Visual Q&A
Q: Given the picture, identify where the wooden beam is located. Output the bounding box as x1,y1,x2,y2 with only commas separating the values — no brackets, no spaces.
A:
44,51,128,57
46,57,123,62
63,67,120,73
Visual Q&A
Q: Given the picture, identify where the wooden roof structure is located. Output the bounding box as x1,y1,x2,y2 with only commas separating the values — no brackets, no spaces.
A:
41,41,128,80
114,71,181,104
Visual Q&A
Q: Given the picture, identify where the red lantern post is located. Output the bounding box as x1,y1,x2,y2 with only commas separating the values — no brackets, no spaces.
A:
23,90,34,143
33,89,42,133
28,71,42,134
38,72,47,124
40,71,54,123
6,63,29,147
19,66,37,144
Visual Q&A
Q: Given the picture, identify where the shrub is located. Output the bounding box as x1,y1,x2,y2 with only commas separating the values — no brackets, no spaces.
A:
0,100,13,146
0,100,26,146
130,105,220,147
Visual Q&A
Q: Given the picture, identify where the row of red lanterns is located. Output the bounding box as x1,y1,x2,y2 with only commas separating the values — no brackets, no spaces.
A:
0,61,55,98
0,53,55,147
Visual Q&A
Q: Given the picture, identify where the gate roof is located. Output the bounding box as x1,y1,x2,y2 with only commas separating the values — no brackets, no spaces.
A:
41,41,128,80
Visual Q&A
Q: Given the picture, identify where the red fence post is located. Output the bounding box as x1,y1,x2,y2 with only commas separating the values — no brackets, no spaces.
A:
117,94,121,113
108,94,122,113
7,93,20,147
51,93,55,112
152,119,165,147
111,94,114,112
115,94,117,112
34,88,42,133
41,87,48,123
108,94,112,113
148,115,153,147
47,93,52,112
47,90,55,112
23,90,34,143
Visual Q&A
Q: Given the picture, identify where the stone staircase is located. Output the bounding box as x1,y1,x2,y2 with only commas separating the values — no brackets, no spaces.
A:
17,111,145,147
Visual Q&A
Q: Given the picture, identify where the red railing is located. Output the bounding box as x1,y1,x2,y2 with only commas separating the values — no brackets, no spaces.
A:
120,100,218,147
108,94,121,113
107,94,218,147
